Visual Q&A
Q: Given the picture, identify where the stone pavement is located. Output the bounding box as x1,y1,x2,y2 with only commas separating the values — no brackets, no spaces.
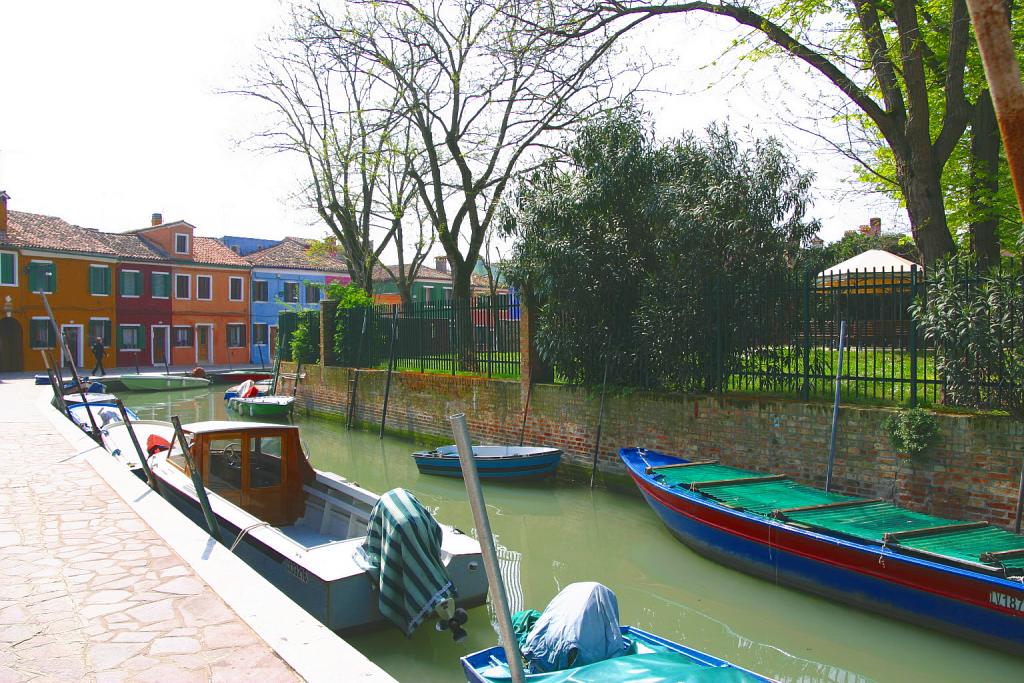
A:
0,379,299,682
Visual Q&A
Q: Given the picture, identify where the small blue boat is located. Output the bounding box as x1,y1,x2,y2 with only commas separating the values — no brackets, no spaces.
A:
461,582,772,682
67,402,140,435
412,445,562,480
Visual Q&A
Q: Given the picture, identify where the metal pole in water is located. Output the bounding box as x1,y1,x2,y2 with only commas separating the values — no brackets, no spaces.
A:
825,320,847,492
379,307,399,439
449,413,525,683
115,399,159,492
518,380,533,447
589,355,611,489
170,416,222,544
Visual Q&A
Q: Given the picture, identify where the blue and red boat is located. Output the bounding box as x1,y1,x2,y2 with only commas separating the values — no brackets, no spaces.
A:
621,447,1024,655
412,445,562,480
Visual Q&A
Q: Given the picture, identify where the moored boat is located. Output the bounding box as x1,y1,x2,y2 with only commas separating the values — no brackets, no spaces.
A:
120,373,211,391
224,379,271,401
210,369,273,384
102,420,488,632
227,395,294,417
67,401,140,435
621,447,1024,654
412,445,562,480
462,582,772,682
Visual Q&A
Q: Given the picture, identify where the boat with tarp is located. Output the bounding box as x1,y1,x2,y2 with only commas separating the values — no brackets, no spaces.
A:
412,445,562,479
621,447,1024,654
462,582,772,682
102,420,488,633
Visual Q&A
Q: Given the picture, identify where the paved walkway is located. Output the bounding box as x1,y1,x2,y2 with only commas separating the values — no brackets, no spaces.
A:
0,379,299,682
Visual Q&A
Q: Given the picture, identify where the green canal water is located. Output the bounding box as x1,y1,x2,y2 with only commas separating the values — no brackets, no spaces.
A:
123,388,1024,683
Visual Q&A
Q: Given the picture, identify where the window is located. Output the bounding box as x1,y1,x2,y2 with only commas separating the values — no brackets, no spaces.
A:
249,436,283,489
252,323,268,346
443,287,452,302
118,325,144,351
197,275,212,300
1,252,17,286
304,283,321,304
28,261,55,293
229,244,240,254
152,272,170,299
423,286,432,303
229,276,244,302
175,273,191,299
173,326,194,347
227,323,246,348
29,318,55,349
174,233,190,254
118,270,142,297
206,437,242,493
89,265,111,295
283,281,299,303
252,280,269,302
89,319,112,347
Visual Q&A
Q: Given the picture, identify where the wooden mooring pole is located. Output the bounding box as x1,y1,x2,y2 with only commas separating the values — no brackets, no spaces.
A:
825,321,847,493
588,355,611,489
379,308,399,439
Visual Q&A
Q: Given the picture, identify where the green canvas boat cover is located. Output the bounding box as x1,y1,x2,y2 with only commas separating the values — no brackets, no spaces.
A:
649,462,1024,576
475,652,764,682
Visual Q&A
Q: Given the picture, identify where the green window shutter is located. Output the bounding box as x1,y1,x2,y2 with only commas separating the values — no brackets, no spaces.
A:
152,273,168,298
90,267,98,294
133,272,142,296
28,264,40,292
104,268,112,295
0,253,13,285
118,271,128,296
46,264,56,293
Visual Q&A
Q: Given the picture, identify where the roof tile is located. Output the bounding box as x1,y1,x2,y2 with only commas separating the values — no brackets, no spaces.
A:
192,237,250,267
1,211,117,255
246,237,348,272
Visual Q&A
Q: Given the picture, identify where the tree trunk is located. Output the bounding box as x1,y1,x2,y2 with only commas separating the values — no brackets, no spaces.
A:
450,268,478,371
897,155,957,266
969,89,1002,271
398,285,414,314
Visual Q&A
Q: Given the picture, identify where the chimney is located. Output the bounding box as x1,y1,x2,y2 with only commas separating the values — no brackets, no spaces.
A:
869,217,882,237
0,191,8,237
151,212,163,226
435,255,448,272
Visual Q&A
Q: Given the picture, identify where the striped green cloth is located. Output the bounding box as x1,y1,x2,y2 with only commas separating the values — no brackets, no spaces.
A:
356,488,455,636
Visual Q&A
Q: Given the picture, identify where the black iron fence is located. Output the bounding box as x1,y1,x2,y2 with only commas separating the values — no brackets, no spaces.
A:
331,296,521,378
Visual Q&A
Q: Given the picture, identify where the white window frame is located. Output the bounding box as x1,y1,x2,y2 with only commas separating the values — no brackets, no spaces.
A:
60,324,84,368
174,232,190,255
196,274,213,301
252,322,269,346
88,317,112,347
229,276,244,302
423,286,432,303
175,273,191,300
252,279,269,303
0,250,18,287
119,268,141,298
152,271,170,300
172,325,193,348
30,316,53,349
89,264,111,297
226,323,246,348
283,280,299,304
118,324,144,352
29,259,55,294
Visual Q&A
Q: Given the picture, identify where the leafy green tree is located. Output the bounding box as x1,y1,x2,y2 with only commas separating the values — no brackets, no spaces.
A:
324,282,374,364
289,310,321,364
547,0,1024,266
504,106,819,389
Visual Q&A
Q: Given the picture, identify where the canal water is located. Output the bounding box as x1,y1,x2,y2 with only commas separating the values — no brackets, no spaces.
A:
123,388,1024,682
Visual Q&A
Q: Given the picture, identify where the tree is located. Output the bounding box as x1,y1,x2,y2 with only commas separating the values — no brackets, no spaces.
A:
545,0,1022,266
232,8,423,293
504,106,819,389
308,0,641,366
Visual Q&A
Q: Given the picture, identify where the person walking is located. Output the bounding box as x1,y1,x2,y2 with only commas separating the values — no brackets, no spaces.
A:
91,336,106,376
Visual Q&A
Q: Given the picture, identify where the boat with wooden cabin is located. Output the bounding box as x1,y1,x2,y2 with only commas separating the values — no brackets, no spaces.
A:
620,447,1024,654
120,373,211,391
412,445,562,480
101,420,488,632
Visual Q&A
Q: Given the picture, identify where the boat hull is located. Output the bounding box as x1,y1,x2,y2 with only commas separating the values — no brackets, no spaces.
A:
210,370,273,384
621,449,1024,655
120,375,211,391
413,446,562,480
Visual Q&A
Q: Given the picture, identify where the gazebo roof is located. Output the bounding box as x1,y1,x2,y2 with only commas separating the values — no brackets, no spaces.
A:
818,249,919,278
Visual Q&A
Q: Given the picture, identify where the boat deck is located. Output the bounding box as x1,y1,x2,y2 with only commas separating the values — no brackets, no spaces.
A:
648,461,1024,577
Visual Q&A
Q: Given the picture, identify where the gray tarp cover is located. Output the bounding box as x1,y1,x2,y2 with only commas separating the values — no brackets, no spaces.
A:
522,582,626,673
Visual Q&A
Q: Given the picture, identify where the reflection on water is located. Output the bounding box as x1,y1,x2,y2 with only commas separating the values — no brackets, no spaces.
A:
122,388,1024,683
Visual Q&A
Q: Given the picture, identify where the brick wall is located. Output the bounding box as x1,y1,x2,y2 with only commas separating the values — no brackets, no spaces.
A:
282,363,1024,529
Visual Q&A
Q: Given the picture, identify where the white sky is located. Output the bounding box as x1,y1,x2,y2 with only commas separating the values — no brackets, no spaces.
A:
0,1,905,263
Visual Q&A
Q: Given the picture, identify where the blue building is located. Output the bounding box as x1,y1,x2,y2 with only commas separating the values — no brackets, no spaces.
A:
221,236,349,364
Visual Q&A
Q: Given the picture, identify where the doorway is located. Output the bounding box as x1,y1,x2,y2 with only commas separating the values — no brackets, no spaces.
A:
61,324,83,369
0,318,23,372
196,324,213,364
151,325,170,367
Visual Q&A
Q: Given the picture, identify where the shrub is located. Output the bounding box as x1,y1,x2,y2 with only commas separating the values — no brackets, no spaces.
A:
884,408,939,457
325,283,373,364
289,310,320,364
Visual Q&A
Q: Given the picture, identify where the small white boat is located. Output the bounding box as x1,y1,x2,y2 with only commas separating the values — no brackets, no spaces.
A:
102,420,488,633
120,373,211,391
227,395,295,417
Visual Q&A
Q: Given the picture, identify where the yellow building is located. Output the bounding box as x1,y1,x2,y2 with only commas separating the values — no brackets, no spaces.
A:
0,193,119,373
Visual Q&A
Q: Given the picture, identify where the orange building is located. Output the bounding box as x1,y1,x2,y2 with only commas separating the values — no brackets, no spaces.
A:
132,216,250,367
0,193,118,373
